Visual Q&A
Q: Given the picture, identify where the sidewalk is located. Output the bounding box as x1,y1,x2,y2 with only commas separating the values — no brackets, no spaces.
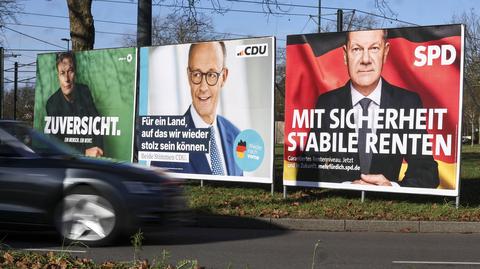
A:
193,215,480,233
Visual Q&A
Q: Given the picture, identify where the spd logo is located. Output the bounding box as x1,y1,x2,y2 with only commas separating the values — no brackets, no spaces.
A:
236,43,268,58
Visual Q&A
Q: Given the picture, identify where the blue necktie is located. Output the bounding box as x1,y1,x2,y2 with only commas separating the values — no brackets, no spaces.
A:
209,126,225,175
358,98,372,174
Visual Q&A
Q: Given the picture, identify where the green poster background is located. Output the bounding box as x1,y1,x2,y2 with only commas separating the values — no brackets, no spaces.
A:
33,48,137,161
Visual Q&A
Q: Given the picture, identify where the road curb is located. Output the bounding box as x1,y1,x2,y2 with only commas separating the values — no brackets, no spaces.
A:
193,215,480,233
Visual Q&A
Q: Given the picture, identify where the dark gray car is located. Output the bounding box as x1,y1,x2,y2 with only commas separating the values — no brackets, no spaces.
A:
0,120,188,246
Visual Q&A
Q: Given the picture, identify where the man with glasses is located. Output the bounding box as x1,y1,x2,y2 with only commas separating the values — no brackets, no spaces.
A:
158,41,243,176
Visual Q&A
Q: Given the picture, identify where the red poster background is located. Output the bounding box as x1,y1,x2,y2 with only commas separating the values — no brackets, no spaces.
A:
284,25,463,190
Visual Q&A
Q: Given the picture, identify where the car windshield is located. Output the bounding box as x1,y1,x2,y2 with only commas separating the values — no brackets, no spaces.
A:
0,122,80,157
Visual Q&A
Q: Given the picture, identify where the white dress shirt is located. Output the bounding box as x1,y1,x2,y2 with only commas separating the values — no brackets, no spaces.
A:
349,80,400,186
351,79,382,134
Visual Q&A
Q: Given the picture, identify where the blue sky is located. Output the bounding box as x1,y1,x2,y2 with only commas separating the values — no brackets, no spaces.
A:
2,0,479,88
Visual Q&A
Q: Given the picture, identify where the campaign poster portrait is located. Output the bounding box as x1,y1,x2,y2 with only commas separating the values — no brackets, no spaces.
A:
284,24,464,196
137,37,275,183
33,48,137,161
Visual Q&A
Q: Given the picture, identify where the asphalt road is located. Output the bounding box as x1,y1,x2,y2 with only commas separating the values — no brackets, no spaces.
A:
3,227,480,268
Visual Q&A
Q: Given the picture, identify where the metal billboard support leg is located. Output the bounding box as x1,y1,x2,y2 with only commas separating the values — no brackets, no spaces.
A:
456,195,460,209
361,191,365,203
271,183,274,196
200,180,204,187
283,186,287,199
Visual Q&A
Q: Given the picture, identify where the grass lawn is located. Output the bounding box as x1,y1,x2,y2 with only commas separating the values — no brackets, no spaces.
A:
186,144,480,221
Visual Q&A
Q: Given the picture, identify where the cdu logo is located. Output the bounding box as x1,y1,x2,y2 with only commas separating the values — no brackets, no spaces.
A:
236,43,269,58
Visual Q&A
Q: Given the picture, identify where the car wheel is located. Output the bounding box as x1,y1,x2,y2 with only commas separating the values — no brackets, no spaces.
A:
55,186,120,246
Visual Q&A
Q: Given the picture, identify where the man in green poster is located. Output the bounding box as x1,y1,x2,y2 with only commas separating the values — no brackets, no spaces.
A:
46,52,104,157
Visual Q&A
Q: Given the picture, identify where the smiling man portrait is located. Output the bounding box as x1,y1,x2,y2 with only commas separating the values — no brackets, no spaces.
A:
155,41,243,176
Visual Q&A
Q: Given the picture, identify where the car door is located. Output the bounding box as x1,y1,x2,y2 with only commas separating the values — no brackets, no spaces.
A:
0,131,65,226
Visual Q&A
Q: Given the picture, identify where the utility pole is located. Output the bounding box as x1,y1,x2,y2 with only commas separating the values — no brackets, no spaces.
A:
137,0,152,47
61,38,71,51
337,9,343,32
318,0,321,33
13,62,18,120
0,47,3,119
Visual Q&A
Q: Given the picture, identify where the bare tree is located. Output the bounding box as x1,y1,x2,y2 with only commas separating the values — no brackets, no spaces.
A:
463,96,477,145
0,0,20,25
66,0,95,51
123,12,219,46
3,85,35,124
0,0,22,45
343,11,380,31
373,0,397,18
274,47,285,121
452,9,480,145
155,13,219,44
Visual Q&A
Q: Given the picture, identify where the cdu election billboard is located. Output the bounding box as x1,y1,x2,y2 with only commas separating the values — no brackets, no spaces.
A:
137,37,275,183
283,24,464,196
34,48,137,161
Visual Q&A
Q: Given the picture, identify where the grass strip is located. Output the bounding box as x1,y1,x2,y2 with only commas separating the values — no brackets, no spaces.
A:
186,144,480,222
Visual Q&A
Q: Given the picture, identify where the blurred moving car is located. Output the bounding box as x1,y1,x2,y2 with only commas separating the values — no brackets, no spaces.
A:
0,120,188,246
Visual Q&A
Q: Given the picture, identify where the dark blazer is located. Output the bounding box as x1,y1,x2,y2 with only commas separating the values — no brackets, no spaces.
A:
154,106,243,176
297,79,439,188
45,83,103,153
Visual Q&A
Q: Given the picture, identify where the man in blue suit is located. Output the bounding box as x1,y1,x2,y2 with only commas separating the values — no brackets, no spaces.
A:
158,41,243,176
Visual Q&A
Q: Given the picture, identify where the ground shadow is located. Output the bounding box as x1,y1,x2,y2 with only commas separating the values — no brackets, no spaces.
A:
0,215,289,248
142,214,289,246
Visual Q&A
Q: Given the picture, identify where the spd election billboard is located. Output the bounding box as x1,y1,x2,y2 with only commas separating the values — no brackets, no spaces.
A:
137,37,275,183
283,24,464,196
34,48,137,161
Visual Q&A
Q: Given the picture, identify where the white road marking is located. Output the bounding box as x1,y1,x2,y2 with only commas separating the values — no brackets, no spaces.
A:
393,261,480,265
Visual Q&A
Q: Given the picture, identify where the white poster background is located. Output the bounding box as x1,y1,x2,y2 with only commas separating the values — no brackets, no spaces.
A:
140,37,275,182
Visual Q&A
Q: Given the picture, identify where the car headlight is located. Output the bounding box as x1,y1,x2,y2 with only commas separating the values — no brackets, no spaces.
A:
123,181,162,194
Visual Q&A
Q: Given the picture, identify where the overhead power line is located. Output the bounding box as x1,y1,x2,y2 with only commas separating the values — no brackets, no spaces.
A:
96,0,326,17
154,3,319,17
353,9,418,26
226,0,417,26
93,0,137,4
4,70,36,73
2,26,65,49
15,11,137,26
11,10,274,38
20,62,36,67
5,20,277,42
6,48,60,52
4,62,36,72
309,14,371,30
18,77,36,83
93,0,417,26
4,22,135,36
226,0,355,11
4,80,36,84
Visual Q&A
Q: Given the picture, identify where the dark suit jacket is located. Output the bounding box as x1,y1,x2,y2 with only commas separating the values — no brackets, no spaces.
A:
297,79,439,188
45,83,103,153
153,107,243,176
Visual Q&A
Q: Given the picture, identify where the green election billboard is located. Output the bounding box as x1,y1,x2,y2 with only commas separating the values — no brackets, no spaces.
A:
33,48,137,161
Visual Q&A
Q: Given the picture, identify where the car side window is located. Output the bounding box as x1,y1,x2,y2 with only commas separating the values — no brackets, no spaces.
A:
0,140,23,157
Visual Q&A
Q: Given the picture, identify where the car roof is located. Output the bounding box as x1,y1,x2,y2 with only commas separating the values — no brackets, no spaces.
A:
0,120,28,127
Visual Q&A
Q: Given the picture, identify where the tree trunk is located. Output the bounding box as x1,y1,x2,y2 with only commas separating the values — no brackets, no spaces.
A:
478,114,480,145
67,0,94,51
471,119,475,147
